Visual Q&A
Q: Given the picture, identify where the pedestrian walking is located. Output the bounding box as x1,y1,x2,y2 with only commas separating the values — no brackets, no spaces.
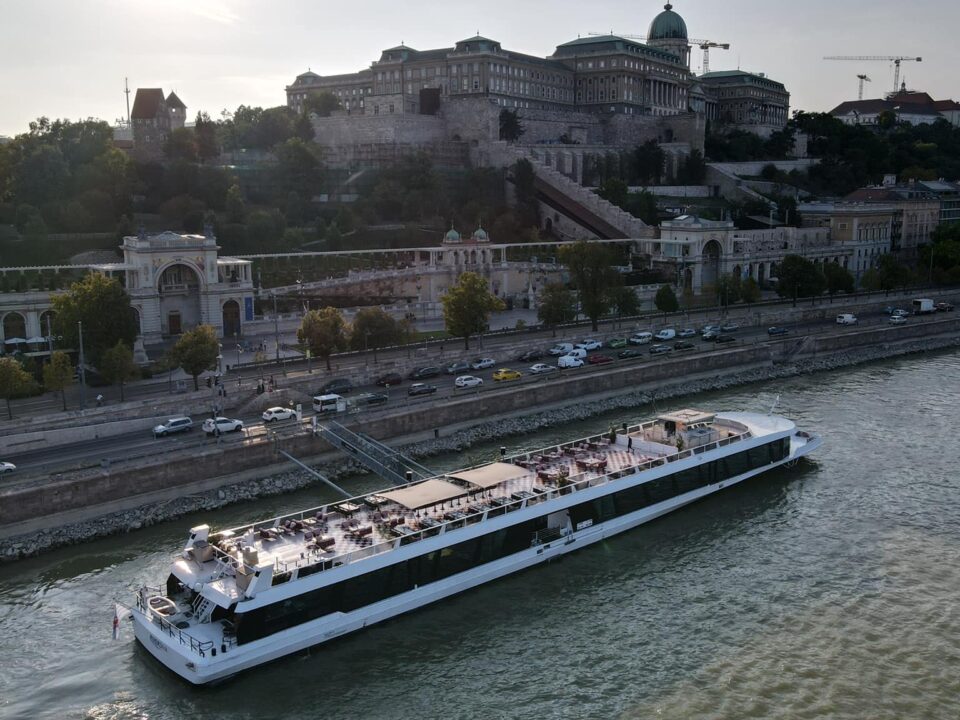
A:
96,394,104,407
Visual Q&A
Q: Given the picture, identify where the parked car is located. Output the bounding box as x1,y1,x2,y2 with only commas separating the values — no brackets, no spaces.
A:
153,416,193,437
262,407,295,422
493,368,523,381
618,348,646,359
606,337,628,349
548,343,574,356
629,332,653,345
891,308,909,318
655,328,676,341
716,335,736,344
455,375,483,388
701,330,721,342
353,392,389,406
517,349,544,362
935,302,955,312
649,344,673,355
836,314,858,326
720,323,740,333
375,372,403,387
576,339,602,351
529,363,556,375
767,326,790,336
408,383,438,396
674,342,696,352
558,355,584,369
201,417,244,435
0,462,16,475
409,366,441,380
882,305,896,315
587,354,614,365
445,360,472,375
677,328,697,338
889,315,908,325
471,357,496,370
317,378,354,395
564,348,588,360
701,325,721,335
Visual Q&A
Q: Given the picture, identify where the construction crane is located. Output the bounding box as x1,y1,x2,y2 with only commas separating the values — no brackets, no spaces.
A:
823,56,922,94
856,74,871,101
589,32,730,74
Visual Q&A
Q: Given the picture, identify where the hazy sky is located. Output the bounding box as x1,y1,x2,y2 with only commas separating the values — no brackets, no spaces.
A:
1,0,957,136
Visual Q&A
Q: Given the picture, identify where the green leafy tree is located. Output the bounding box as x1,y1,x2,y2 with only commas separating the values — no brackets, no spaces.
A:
512,158,539,228
0,356,35,419
537,283,577,333
51,273,138,366
633,140,666,185
716,274,742,306
559,241,619,331
42,350,74,411
194,112,219,162
298,307,348,371
499,109,525,142
597,178,629,209
442,272,506,350
170,325,220,391
876,254,914,292
627,190,659,225
100,340,139,401
274,137,323,197
349,307,405,352
741,276,761,304
610,285,640,319
776,255,826,300
164,127,198,162
225,184,245,223
823,262,855,298
303,91,341,117
654,284,680,313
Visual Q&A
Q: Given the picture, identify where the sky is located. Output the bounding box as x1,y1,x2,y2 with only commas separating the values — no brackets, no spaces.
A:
1,0,958,137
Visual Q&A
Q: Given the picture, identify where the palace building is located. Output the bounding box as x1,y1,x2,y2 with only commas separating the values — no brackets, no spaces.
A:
286,4,788,135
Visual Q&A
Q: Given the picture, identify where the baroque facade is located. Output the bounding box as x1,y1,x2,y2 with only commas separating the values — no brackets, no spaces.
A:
286,4,788,135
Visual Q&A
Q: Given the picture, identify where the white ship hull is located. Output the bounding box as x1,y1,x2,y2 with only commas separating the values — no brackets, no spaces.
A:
132,428,820,685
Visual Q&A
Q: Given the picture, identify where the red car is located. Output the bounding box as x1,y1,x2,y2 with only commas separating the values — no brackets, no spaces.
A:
587,354,614,365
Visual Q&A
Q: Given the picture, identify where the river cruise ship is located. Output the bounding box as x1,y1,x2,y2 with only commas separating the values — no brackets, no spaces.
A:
132,409,820,684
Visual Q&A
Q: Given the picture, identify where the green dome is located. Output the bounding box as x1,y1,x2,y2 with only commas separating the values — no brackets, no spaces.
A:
648,3,688,40
444,227,461,242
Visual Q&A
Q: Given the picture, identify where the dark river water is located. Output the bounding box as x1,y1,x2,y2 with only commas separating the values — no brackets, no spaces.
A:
2,350,959,720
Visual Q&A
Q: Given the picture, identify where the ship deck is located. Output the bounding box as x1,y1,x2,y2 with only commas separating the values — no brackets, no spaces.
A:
195,412,752,587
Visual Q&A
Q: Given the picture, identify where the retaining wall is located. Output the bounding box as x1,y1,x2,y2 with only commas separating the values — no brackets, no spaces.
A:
0,346,772,527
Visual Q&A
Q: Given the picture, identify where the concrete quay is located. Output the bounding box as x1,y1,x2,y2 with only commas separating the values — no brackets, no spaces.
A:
1,315,958,562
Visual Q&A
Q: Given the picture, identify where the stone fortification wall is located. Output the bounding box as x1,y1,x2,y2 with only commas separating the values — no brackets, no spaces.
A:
630,186,712,198
312,113,445,147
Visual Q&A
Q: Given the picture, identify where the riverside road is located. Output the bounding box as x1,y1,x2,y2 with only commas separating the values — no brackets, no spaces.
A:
1,304,952,479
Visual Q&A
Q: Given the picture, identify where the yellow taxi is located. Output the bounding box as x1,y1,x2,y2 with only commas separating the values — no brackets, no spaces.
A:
492,368,523,382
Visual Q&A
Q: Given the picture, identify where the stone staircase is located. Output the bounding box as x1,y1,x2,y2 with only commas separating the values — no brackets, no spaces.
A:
488,142,654,239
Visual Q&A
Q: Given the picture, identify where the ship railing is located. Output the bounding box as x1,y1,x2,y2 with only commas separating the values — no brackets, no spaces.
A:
213,422,674,538
136,587,217,658
215,429,756,581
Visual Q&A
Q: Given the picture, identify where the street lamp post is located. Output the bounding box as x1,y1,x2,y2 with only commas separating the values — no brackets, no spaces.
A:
271,293,280,364
77,321,87,410
235,342,242,386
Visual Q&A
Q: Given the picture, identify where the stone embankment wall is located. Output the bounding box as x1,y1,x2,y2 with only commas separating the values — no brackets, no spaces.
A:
2,327,959,562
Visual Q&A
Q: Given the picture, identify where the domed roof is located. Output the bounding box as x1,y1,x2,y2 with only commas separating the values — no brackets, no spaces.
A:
648,3,688,41
444,227,461,243
471,225,489,242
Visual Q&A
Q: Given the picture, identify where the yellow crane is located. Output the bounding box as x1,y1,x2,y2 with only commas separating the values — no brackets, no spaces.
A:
824,56,922,94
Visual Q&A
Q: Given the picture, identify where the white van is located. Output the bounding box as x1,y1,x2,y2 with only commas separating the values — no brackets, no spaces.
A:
558,354,584,368
836,314,858,325
549,343,574,356
630,332,653,345
565,348,588,360
312,394,346,413
655,328,676,341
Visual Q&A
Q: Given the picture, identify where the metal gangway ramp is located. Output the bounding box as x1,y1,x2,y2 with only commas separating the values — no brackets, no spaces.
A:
315,420,436,486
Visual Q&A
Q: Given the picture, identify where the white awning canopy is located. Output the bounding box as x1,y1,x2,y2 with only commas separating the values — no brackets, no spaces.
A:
380,479,468,511
448,462,530,490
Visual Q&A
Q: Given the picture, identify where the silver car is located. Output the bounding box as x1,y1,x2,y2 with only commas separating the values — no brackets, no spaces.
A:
153,416,193,437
